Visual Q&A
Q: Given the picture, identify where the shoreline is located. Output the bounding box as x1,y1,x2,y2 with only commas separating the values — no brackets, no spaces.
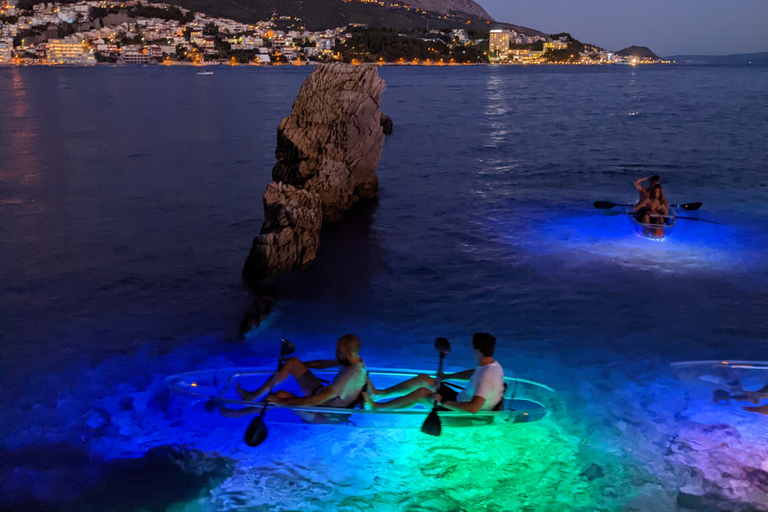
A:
0,60,673,68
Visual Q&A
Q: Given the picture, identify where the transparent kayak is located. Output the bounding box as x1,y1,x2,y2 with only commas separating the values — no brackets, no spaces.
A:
165,368,560,428
627,206,677,240
671,360,768,406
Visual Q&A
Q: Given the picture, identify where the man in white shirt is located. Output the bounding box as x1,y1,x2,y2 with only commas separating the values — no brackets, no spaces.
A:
363,333,504,413
220,334,366,418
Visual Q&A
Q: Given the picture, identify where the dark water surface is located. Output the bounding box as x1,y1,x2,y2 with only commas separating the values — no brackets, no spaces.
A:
2,65,766,376
1,64,767,510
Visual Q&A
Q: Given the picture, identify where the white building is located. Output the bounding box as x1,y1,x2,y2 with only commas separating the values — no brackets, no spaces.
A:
451,29,469,44
121,44,150,64
0,38,14,63
47,38,96,64
316,37,335,51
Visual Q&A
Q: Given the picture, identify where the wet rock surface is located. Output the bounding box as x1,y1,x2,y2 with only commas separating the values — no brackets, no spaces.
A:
243,63,388,285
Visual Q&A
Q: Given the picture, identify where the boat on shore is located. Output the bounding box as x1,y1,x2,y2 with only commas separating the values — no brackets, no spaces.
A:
166,368,559,428
627,206,678,240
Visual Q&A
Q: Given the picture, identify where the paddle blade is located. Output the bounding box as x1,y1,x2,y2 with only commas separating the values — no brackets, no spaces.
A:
435,337,451,355
679,202,702,211
281,338,295,356
593,201,620,210
421,409,442,436
245,416,268,446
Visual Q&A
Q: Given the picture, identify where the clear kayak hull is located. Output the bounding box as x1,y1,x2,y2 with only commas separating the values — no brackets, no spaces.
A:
627,207,677,240
165,368,560,428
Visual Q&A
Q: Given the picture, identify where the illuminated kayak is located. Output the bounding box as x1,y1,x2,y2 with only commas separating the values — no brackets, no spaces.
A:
627,206,677,240
166,368,560,428
671,360,768,406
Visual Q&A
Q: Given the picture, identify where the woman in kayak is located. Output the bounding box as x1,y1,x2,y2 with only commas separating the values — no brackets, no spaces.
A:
634,183,669,225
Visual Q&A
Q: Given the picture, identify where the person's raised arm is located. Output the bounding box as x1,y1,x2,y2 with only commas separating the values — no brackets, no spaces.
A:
633,176,649,192
304,360,340,369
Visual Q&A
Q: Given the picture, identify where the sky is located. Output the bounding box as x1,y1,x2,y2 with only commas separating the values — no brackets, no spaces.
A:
478,0,768,56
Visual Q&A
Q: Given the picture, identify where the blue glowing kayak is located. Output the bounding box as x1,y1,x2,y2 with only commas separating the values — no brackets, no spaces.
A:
627,206,678,240
165,368,559,428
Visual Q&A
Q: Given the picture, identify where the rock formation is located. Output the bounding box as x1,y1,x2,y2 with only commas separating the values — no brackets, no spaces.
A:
243,63,388,286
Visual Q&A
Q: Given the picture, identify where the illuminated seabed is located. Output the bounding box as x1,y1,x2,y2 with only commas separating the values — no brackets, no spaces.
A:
4,327,767,511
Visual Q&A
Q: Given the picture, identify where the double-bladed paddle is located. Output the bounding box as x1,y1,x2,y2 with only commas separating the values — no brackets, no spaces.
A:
244,338,295,447
421,337,451,437
593,201,702,211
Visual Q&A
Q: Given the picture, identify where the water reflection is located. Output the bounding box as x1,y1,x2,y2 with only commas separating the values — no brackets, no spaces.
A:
483,68,510,149
1,67,41,186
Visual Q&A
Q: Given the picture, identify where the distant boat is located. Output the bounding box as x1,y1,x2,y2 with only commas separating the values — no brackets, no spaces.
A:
196,69,214,76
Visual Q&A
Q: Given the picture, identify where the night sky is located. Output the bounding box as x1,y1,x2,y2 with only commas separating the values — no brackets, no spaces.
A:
479,0,768,56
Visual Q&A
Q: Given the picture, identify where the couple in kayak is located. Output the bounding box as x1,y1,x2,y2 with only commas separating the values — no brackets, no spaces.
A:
225,333,504,416
633,175,670,225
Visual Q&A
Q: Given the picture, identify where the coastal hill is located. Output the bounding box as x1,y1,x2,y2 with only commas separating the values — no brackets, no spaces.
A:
168,0,538,33
616,46,660,60
402,0,492,20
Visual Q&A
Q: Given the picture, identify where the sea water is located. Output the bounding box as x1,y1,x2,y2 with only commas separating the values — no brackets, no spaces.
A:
1,64,767,511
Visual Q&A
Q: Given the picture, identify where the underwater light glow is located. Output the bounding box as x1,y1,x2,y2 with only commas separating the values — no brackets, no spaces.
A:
486,210,767,274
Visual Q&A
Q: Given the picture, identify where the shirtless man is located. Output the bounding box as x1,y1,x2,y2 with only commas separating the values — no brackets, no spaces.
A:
363,333,504,414
220,334,367,417
634,175,660,204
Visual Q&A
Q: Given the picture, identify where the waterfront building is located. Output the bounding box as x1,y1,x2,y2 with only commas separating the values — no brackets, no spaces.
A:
47,38,84,63
121,45,150,64
543,40,568,52
0,38,13,63
489,29,511,61
148,44,162,58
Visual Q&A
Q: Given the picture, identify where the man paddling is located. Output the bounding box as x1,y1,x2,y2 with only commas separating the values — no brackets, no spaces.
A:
363,333,505,413
219,334,367,417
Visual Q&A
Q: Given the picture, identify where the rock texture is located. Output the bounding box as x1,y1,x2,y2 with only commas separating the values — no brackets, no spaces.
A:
396,0,492,20
243,63,387,284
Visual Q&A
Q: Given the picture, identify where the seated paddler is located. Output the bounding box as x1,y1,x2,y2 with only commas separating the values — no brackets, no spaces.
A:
219,334,367,418
363,332,505,413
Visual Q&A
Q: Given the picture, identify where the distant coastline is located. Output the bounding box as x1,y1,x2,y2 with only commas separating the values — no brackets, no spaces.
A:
664,52,768,67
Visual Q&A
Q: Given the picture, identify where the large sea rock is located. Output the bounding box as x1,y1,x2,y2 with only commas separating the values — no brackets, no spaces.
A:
243,63,388,285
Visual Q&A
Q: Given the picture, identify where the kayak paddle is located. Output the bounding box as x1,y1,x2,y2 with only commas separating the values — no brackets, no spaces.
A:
421,337,451,437
594,201,702,211
621,212,722,225
244,338,295,447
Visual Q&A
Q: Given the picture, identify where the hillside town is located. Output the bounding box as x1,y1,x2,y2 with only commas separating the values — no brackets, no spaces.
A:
0,0,667,65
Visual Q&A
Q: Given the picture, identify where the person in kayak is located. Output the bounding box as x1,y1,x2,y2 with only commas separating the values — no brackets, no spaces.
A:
634,175,660,204
633,175,660,222
362,332,504,414
634,183,669,225
220,334,367,417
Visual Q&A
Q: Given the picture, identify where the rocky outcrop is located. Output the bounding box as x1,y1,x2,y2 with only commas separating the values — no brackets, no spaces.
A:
243,63,388,285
